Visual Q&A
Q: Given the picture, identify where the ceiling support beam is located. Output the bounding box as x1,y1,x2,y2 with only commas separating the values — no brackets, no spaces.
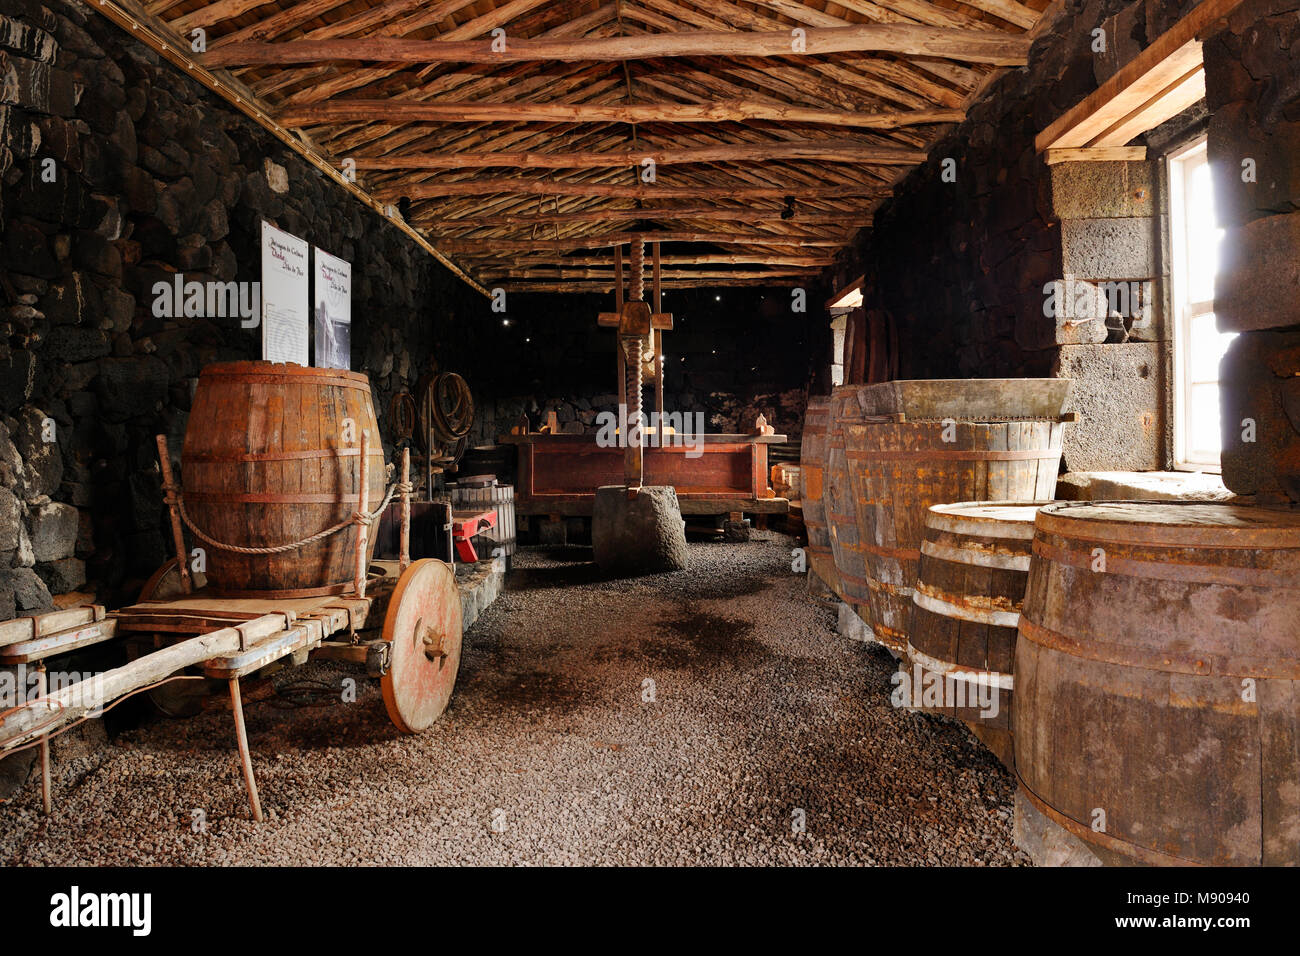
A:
206,23,1032,68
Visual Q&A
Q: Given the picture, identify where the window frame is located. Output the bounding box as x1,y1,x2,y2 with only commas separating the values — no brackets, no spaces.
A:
1168,136,1229,472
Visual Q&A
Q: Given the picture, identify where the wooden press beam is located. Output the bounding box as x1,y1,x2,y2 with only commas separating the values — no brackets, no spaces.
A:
423,207,872,227
436,234,847,251
206,24,1032,67
280,100,964,130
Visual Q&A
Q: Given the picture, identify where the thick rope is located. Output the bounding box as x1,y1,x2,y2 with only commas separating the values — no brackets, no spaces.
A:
169,482,413,556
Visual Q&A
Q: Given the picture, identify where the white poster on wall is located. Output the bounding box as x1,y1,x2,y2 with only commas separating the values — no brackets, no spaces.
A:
313,247,352,370
260,221,310,365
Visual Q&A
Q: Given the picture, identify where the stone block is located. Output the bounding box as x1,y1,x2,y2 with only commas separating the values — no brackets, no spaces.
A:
13,406,61,498
1,565,50,611
36,556,84,592
1054,342,1166,471
0,486,19,550
1216,212,1300,332
27,500,77,561
592,485,688,574
1050,161,1156,221
1060,218,1157,279
1219,328,1300,501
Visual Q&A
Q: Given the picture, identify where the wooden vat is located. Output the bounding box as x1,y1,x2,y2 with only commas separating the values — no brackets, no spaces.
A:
906,501,1041,769
844,379,1067,655
1014,501,1300,866
826,386,871,622
181,362,386,597
450,481,517,558
800,397,839,595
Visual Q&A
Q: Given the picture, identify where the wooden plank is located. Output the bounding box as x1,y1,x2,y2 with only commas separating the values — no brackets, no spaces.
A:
0,619,119,664
206,24,1032,68
1044,146,1148,164
1035,0,1246,152
1088,65,1206,147
0,606,103,649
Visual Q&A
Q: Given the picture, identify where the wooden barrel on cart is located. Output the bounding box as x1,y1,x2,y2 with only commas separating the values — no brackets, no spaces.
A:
1014,501,1300,866
800,397,839,595
844,379,1068,655
181,361,387,597
906,501,1040,769
826,386,871,622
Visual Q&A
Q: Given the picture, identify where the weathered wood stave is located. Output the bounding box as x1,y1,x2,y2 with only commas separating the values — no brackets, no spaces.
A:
826,386,872,621
1014,500,1300,866
906,501,1041,768
799,396,839,594
181,361,386,597
845,418,1063,654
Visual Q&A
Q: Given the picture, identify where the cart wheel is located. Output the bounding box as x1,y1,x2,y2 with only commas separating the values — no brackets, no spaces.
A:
381,559,462,734
138,559,215,718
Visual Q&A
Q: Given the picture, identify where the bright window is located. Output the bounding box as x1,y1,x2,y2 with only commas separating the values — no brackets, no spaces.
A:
1169,138,1235,471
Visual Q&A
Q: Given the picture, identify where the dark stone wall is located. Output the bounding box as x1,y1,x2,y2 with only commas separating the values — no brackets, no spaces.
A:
1205,0,1300,501
0,0,818,616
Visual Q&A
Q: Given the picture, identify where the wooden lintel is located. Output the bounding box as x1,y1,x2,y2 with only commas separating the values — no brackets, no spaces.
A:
1035,0,1246,152
1044,146,1149,165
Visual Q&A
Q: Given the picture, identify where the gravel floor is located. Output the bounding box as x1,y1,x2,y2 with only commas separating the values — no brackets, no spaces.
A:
0,534,1028,865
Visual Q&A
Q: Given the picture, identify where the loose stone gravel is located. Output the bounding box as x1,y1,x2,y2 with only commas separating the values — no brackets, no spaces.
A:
0,535,1028,865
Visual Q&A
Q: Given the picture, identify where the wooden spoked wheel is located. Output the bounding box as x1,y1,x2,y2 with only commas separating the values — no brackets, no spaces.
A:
138,559,215,718
381,559,463,734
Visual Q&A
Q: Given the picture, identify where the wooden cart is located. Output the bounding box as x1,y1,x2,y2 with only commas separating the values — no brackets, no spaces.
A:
0,441,463,821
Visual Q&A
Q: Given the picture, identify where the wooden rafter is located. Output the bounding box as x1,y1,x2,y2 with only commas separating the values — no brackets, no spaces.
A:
205,23,1032,67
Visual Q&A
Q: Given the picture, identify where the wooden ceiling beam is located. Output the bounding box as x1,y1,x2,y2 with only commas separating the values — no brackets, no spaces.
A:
435,233,850,250
478,268,821,279
279,100,963,129
383,179,886,199
353,141,924,171
206,23,1032,68
422,205,872,226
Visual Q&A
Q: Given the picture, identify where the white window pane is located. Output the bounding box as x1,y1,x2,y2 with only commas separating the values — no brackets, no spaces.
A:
1186,161,1221,303
1188,312,1236,382
1188,383,1222,457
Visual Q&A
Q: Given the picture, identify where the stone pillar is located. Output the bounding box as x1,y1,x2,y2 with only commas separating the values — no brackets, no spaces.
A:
1044,158,1168,471
1205,0,1300,502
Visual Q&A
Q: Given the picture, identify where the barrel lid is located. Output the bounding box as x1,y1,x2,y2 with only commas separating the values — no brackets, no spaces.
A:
927,501,1042,538
199,360,372,387
1036,500,1300,549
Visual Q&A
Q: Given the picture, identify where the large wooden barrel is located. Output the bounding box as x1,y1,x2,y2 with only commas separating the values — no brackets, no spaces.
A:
844,379,1068,655
799,397,839,595
906,501,1040,769
826,386,872,623
181,362,386,597
1014,501,1300,866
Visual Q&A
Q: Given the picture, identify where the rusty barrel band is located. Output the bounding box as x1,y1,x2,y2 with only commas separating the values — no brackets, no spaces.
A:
905,642,1014,690
1032,536,1299,590
1017,616,1300,679
1035,507,1300,551
859,541,920,561
867,578,913,597
912,585,1022,628
921,538,1032,571
846,448,1062,462
185,448,386,463
184,491,379,504
1015,781,1201,868
199,371,372,391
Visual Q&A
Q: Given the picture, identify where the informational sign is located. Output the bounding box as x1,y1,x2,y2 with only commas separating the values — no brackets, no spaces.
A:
313,247,352,370
260,221,310,365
